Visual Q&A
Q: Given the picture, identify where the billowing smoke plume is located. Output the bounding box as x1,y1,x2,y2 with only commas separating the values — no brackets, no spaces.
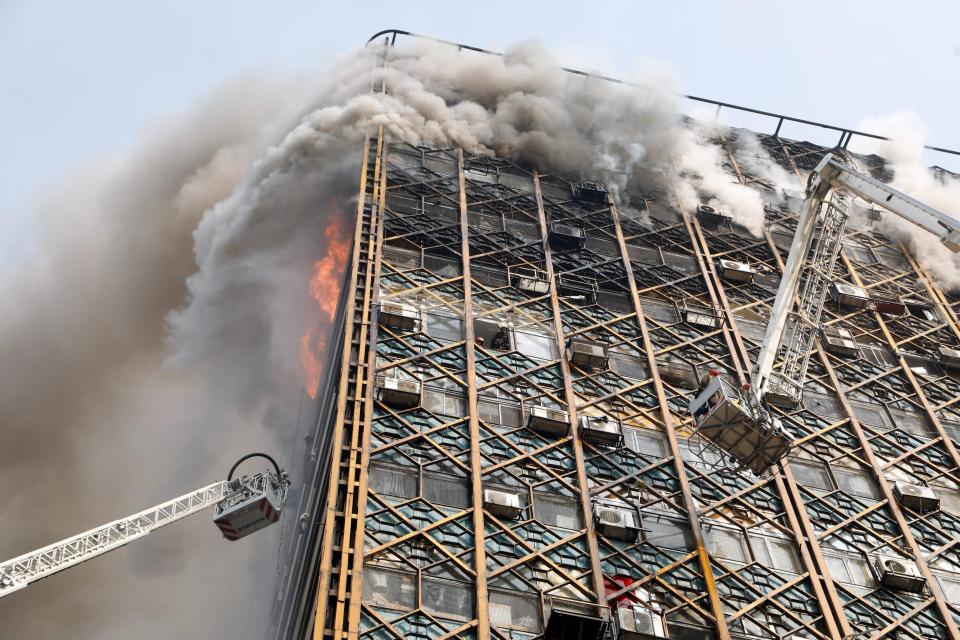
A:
851,112,960,291
0,39,779,638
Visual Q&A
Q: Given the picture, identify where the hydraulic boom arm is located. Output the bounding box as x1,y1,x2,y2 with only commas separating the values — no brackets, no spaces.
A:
752,153,960,402
0,456,287,599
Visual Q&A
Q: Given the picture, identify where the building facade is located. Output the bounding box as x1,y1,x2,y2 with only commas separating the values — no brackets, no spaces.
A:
284,60,960,640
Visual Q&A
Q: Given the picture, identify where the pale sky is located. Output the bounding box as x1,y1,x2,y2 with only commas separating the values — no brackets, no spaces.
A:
2,0,959,251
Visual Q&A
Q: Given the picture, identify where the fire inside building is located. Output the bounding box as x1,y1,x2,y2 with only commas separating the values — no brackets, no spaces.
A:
273,32,960,640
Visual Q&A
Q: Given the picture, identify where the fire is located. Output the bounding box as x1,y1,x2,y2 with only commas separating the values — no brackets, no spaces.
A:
300,214,350,399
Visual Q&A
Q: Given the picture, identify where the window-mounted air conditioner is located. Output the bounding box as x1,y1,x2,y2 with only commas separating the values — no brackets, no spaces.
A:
592,502,642,542
717,259,755,282
938,345,960,369
696,204,729,229
871,554,925,592
509,267,551,295
830,282,870,309
567,339,609,369
572,181,609,204
822,327,859,357
527,406,571,438
378,302,419,331
617,601,667,640
579,415,622,447
482,488,522,519
377,377,421,409
548,222,586,250
893,481,940,512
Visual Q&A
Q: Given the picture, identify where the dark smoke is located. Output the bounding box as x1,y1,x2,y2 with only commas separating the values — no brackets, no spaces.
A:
0,40,795,638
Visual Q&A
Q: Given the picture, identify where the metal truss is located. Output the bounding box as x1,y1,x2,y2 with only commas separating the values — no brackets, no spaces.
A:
306,117,960,640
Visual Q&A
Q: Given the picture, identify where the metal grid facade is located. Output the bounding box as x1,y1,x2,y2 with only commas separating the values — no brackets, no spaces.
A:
308,125,960,640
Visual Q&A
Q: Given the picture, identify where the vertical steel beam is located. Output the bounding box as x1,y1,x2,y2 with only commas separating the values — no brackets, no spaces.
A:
456,149,491,640
312,135,378,640
344,134,389,640
608,201,732,639
531,171,608,609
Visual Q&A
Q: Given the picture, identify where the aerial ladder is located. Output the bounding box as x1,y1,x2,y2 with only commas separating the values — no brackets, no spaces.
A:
0,452,289,598
690,153,960,475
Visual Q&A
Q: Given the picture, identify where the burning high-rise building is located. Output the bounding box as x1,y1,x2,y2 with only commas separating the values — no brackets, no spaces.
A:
271,31,960,640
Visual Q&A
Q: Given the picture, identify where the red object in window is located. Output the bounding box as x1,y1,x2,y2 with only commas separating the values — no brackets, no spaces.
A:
604,575,642,606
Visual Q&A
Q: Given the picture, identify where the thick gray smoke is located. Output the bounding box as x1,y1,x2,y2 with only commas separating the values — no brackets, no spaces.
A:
852,112,960,291
0,39,773,638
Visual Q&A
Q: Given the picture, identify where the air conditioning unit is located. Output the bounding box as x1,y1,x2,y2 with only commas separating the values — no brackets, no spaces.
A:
683,305,722,329
592,502,642,541
567,339,609,369
872,554,925,592
938,346,960,369
822,327,859,357
378,302,419,330
548,222,586,250
893,481,940,512
572,180,609,204
509,267,551,295
874,296,906,316
696,204,729,229
617,603,667,640
830,282,870,309
579,415,622,447
717,259,755,282
527,406,571,437
377,377,421,409
483,488,522,519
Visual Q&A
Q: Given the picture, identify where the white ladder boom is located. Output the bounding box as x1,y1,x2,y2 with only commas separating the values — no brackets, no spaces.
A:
0,480,230,597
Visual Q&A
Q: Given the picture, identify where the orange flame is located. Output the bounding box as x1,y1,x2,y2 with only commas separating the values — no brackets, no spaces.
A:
300,214,350,399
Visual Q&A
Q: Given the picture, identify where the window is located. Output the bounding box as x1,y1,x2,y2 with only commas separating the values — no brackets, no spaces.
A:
423,474,470,509
623,428,667,457
514,330,558,361
478,400,521,427
610,353,647,380
369,464,417,500
426,314,463,343
363,567,416,610
936,574,960,605
705,525,749,564
423,578,474,619
370,464,470,509
423,389,465,417
423,254,461,277
803,392,843,423
834,467,880,501
489,591,541,632
790,460,833,492
643,512,693,551
824,550,874,593
749,534,801,574
534,493,582,530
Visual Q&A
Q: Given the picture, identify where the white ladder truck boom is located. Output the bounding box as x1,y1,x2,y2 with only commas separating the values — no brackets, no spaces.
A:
0,453,288,598
690,153,960,475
